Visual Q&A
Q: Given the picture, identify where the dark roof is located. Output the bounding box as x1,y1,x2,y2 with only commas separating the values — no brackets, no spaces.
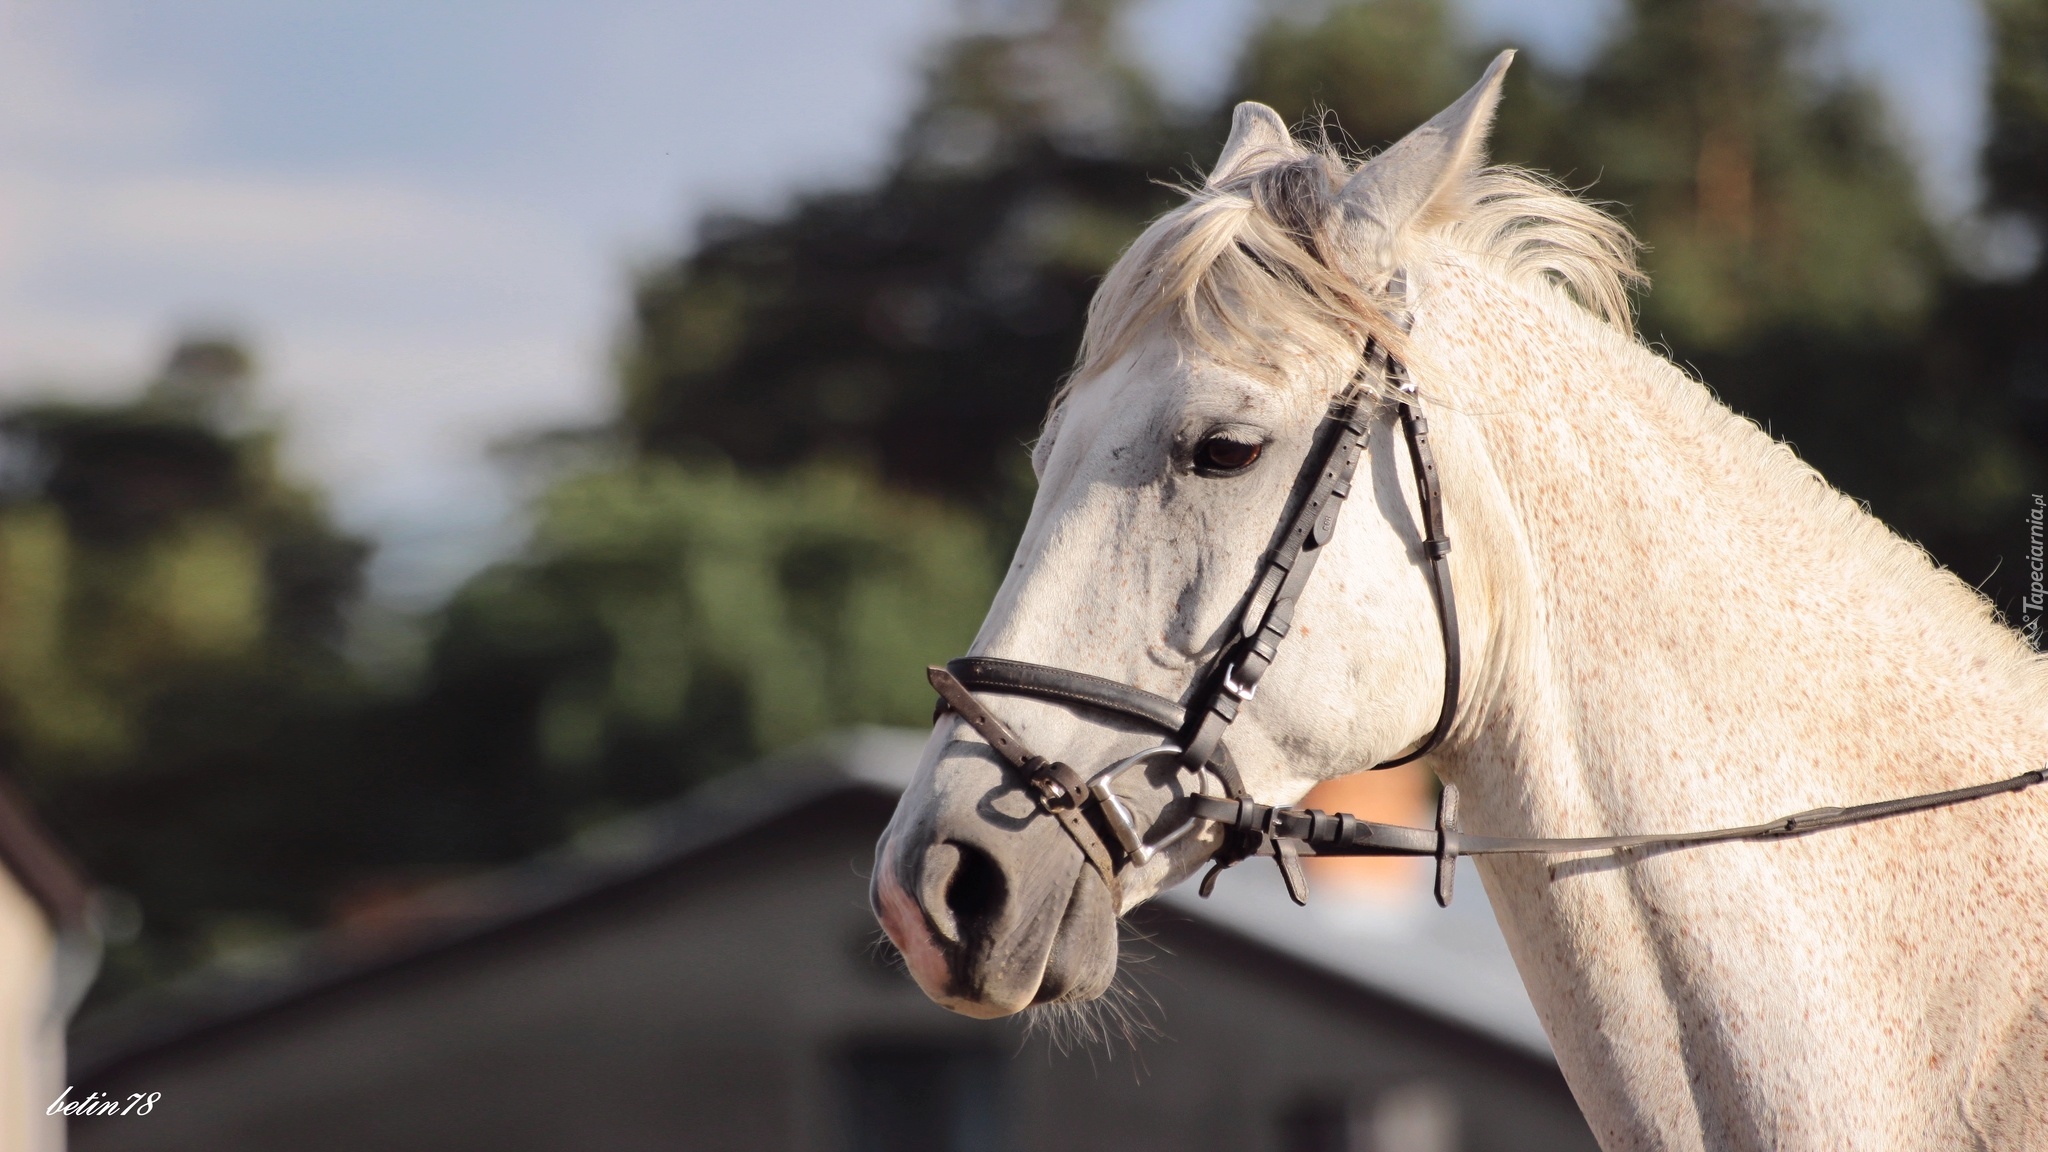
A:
71,733,907,1076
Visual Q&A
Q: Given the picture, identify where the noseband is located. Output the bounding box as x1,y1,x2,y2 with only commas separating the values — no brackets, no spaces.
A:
930,344,2047,909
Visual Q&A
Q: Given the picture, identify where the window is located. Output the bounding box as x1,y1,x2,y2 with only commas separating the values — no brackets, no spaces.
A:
1278,1095,1357,1152
839,1042,1005,1152
1279,1082,1459,1152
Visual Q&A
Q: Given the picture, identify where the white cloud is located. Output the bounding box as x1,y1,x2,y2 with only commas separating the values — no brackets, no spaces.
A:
0,0,952,606
88,173,535,273
263,326,607,510
0,13,611,569
0,2,198,158
2,168,587,312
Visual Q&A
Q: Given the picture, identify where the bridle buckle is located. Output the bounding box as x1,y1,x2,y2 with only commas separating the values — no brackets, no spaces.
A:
1219,663,1258,703
1023,757,1088,811
1086,744,1201,865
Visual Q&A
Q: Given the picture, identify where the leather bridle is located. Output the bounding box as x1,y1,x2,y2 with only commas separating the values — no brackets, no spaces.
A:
929,339,2047,910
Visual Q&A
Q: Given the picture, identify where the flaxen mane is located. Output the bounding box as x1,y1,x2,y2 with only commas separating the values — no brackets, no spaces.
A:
1068,132,1641,405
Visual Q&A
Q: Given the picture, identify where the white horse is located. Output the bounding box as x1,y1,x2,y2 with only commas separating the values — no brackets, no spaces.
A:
873,52,2048,1149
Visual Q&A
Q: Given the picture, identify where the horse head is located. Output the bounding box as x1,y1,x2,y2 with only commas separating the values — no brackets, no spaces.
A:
868,53,1545,1019
860,33,2048,1150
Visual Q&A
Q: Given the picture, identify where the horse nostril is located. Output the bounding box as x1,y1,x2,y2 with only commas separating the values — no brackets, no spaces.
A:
918,842,962,943
945,841,1006,930
916,840,1007,945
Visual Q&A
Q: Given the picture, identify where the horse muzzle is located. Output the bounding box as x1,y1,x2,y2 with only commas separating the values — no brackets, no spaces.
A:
871,743,1121,1017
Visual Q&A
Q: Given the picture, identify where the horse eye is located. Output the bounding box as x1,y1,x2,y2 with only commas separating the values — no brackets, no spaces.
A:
1192,434,1263,476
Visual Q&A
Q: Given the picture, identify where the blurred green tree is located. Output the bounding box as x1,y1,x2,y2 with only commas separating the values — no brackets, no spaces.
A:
366,4,1176,875
0,335,375,993
1565,0,1941,345
1235,0,1942,344
0,336,366,771
1554,0,2028,587
386,458,995,856
1234,0,1487,155
1982,0,2048,229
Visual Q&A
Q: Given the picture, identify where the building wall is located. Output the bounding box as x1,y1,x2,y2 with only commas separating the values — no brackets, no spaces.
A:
72,792,1593,1152
0,873,61,1152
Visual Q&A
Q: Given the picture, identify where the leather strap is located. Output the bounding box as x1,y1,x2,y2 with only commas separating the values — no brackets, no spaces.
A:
942,658,1248,798
1433,778,1459,907
1378,374,1461,766
1189,767,2048,894
928,666,1123,904
944,657,1186,735
1180,384,1375,775
1438,768,2048,855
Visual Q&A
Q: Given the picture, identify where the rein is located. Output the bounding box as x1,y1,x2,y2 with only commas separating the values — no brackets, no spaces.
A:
929,340,2048,909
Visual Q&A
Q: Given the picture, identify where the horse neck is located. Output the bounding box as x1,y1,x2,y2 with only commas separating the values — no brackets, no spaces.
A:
1421,253,2048,837
1411,253,2048,1147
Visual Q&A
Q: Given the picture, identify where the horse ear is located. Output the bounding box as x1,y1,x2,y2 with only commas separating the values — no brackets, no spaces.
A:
1207,102,1295,188
1335,49,1514,273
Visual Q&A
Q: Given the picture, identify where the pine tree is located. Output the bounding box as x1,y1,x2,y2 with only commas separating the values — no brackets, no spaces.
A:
1983,0,2048,228
1570,0,1940,346
1232,0,1475,151
1911,0,2048,621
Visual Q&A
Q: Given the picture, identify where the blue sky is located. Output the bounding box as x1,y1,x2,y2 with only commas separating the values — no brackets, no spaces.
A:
0,0,1989,600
